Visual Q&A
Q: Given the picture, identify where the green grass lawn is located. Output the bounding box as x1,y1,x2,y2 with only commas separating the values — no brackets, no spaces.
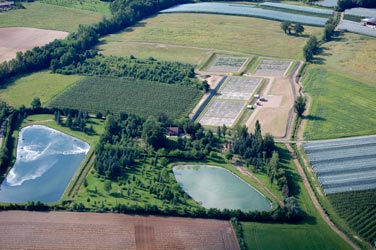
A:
303,33,376,140
303,67,376,140
0,2,106,32
0,71,83,109
100,13,323,60
49,76,202,119
242,146,353,250
98,42,211,65
40,0,111,15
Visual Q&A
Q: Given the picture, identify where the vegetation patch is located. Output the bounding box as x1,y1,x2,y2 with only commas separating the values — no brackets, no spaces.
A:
55,55,199,86
49,76,202,119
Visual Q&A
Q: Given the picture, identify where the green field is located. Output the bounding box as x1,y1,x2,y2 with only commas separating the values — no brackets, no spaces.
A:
98,42,211,65
303,33,376,140
100,13,323,60
0,2,105,32
242,146,352,250
49,76,202,119
40,0,111,15
0,71,83,108
328,190,376,244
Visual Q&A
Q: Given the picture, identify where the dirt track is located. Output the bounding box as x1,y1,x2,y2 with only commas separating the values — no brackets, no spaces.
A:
285,144,360,250
0,211,239,250
0,27,68,62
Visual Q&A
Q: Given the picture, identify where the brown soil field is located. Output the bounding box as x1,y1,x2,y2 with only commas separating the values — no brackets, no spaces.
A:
0,27,68,62
246,77,294,138
0,211,239,250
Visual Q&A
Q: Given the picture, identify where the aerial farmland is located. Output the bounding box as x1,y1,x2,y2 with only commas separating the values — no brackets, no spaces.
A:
0,0,375,249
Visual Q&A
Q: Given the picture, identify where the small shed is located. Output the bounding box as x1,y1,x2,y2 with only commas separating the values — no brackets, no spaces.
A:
0,1,15,8
167,127,182,137
363,17,376,26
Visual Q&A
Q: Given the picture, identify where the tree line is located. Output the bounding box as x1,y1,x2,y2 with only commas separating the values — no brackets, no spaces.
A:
0,0,191,84
55,55,199,86
337,0,376,11
303,14,339,62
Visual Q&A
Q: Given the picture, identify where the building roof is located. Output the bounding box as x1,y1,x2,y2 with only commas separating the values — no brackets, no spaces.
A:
363,17,376,24
0,1,15,7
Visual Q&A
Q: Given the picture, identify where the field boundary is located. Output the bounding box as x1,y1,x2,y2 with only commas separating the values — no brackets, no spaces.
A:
286,144,360,250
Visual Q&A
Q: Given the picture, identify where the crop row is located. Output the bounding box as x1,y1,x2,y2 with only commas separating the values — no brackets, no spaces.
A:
49,76,201,119
345,7,376,17
337,20,376,37
328,189,376,244
260,2,333,15
161,3,328,26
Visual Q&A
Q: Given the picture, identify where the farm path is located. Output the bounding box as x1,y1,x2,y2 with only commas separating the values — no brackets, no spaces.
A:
238,166,284,208
285,144,360,250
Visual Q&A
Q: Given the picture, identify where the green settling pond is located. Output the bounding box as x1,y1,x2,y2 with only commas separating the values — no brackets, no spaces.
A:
173,165,271,211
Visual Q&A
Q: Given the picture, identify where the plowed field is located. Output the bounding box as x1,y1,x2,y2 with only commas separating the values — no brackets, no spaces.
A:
0,211,239,250
0,27,68,62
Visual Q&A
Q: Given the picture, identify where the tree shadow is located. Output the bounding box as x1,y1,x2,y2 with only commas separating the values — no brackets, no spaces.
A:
311,57,326,65
118,21,146,34
304,115,326,121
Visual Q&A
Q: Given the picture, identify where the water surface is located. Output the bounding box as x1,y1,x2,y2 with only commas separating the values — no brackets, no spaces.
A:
173,165,271,211
0,125,90,203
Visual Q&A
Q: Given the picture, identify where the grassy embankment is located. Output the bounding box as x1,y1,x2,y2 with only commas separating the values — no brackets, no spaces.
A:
242,145,353,250
0,2,106,32
303,33,376,140
99,13,322,64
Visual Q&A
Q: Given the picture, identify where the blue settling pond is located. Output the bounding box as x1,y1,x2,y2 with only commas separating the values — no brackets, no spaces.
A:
0,125,90,203
173,165,271,211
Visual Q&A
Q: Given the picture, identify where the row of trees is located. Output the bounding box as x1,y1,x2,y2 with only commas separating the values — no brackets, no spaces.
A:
56,55,199,86
0,0,191,84
303,14,339,62
337,0,376,10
